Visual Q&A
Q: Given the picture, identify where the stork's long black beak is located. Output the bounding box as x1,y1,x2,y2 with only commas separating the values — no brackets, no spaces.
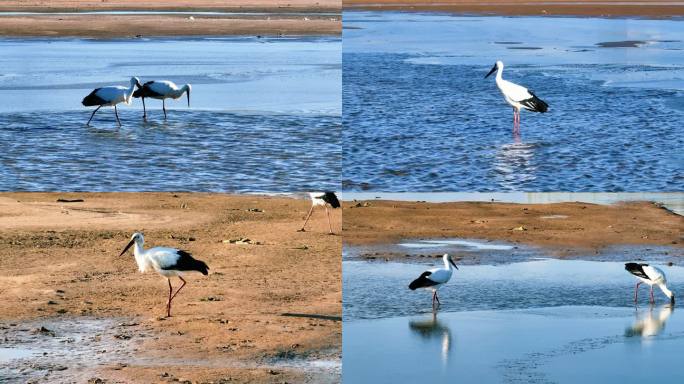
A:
187,88,191,108
450,259,458,269
672,295,676,306
485,64,497,79
119,239,135,257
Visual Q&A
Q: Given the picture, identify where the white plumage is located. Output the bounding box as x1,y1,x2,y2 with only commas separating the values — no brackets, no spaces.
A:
82,77,141,126
409,254,459,309
119,232,209,317
132,80,191,120
485,60,548,134
625,262,675,305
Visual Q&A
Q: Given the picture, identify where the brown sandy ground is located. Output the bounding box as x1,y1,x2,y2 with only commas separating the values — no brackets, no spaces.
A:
344,0,684,18
0,1,340,37
343,200,683,256
0,192,341,383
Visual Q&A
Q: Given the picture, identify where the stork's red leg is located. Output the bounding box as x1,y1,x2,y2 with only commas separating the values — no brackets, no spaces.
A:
163,99,167,120
299,205,315,232
326,206,334,235
634,281,641,303
167,278,173,317
142,97,147,120
114,105,122,126
86,105,101,125
167,276,187,317
650,285,655,304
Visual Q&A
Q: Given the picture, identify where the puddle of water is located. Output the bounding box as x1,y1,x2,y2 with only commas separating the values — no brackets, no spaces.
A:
0,37,341,192
344,250,684,320
399,239,514,251
340,192,684,215
343,305,684,384
0,347,34,363
343,11,684,192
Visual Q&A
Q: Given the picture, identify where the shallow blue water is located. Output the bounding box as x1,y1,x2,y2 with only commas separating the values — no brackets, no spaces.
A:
342,12,684,192
344,243,684,383
0,37,341,191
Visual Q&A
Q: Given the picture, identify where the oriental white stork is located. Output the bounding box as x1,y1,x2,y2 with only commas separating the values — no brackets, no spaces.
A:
132,80,191,120
409,254,458,309
299,192,340,235
82,77,141,126
625,262,675,305
119,232,209,317
485,61,548,134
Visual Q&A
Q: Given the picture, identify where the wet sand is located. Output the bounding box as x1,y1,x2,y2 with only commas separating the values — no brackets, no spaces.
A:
0,192,341,383
345,0,684,18
0,1,340,37
343,200,683,253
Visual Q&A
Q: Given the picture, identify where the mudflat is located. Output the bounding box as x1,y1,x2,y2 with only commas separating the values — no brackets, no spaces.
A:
0,1,341,37
344,0,684,17
343,200,683,253
0,192,341,383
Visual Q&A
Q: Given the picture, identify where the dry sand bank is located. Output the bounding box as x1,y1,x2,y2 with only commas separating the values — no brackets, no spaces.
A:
344,0,684,18
0,192,341,383
343,200,683,254
0,1,341,37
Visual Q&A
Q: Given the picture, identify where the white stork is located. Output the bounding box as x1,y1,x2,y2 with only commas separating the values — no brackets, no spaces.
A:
82,77,141,126
409,254,459,309
299,192,340,235
485,61,548,134
625,262,675,305
119,232,209,317
132,80,191,120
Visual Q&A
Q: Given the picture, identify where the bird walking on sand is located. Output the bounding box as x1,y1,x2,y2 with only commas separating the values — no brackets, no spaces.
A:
485,61,548,134
82,77,141,126
119,232,209,317
409,254,458,310
625,262,675,305
299,192,340,235
132,80,191,120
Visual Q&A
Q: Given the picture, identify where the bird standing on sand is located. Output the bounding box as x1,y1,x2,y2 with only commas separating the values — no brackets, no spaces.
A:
625,262,675,305
119,232,209,317
409,254,459,309
485,61,548,134
132,80,191,120
82,77,141,126
299,192,340,235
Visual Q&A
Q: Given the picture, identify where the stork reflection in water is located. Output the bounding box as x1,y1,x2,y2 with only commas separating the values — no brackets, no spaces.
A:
626,305,674,338
409,312,453,366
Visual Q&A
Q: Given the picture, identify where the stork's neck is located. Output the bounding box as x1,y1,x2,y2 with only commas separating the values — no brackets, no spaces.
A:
133,241,147,272
172,86,187,98
443,255,452,270
659,284,674,299
495,64,503,82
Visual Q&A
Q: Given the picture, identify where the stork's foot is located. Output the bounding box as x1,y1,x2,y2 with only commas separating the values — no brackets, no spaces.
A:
297,228,306,232
328,232,337,236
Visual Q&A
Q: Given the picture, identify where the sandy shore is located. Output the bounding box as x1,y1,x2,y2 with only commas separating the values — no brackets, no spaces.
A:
345,0,684,18
343,200,683,255
0,192,341,383
0,1,340,37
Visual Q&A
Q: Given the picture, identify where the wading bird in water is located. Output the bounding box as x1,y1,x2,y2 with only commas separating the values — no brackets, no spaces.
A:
409,254,458,310
82,77,141,126
132,80,191,120
625,262,675,305
299,192,340,235
119,232,209,317
485,61,548,134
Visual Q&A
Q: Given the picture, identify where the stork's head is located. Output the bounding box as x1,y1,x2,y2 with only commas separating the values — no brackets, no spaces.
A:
444,254,458,270
119,232,144,256
183,84,192,107
485,61,503,78
130,77,142,88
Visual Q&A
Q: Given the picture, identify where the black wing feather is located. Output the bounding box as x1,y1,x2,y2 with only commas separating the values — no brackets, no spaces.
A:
321,192,341,208
625,262,650,280
132,81,164,98
409,271,439,290
81,88,106,106
519,90,548,113
163,250,209,275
